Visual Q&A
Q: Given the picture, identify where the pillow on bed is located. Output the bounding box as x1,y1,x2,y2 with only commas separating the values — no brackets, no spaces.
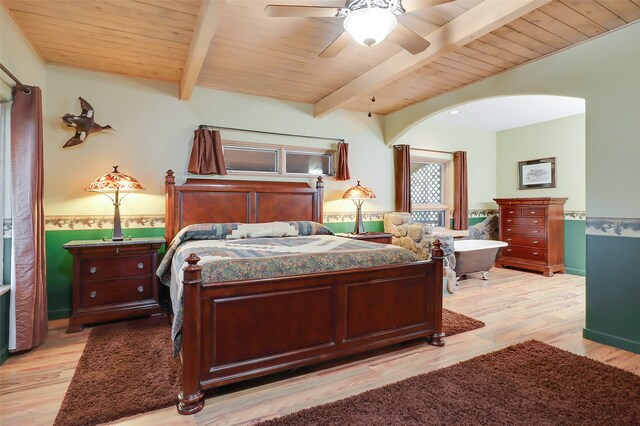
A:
288,221,334,236
228,222,298,239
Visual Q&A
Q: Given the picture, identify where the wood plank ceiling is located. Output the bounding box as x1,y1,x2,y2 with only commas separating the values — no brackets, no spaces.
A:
3,0,639,116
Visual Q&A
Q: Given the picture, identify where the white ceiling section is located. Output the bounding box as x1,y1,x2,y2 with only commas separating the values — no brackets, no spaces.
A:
428,95,586,131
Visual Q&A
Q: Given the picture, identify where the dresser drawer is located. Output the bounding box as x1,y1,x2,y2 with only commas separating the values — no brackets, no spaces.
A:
80,255,152,281
80,276,153,307
501,207,520,216
502,217,544,226
520,207,547,217
502,225,545,237
503,235,546,248
502,246,547,261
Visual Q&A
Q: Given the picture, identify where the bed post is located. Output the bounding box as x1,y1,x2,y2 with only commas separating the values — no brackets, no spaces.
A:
165,170,175,245
316,176,324,223
177,253,205,415
427,240,446,347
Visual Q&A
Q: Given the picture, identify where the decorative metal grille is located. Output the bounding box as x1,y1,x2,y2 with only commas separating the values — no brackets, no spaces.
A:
412,210,445,226
411,163,443,204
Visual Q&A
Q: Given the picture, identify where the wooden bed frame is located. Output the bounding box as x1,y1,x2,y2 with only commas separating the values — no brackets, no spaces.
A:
164,170,445,415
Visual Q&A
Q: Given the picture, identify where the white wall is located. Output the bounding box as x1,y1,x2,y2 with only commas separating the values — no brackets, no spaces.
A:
43,66,394,217
386,22,640,219
0,7,46,100
395,120,497,211
497,114,585,211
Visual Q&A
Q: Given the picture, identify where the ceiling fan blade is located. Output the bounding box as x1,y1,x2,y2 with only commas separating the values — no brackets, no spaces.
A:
264,5,343,18
400,0,454,13
319,31,352,58
387,23,430,55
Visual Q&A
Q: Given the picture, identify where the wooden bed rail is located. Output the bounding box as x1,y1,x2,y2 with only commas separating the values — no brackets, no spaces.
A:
176,240,445,415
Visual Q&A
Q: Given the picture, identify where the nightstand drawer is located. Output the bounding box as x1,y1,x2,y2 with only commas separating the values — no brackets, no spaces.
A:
80,276,153,306
502,225,545,237
502,246,547,261
503,235,546,248
80,255,151,281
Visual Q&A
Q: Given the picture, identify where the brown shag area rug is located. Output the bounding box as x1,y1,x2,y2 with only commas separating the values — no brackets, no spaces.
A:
259,340,640,425
442,308,484,336
53,310,482,425
53,316,181,426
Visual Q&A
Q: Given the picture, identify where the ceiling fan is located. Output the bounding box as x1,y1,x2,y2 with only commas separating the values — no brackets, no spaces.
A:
264,0,453,58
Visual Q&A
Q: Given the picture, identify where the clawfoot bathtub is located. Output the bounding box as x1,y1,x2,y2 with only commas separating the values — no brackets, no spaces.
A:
453,239,508,285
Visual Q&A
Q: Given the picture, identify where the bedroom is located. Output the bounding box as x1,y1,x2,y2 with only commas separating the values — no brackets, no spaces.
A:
1,0,639,425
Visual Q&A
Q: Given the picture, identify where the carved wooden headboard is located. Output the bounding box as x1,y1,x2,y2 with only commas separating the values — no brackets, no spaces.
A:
164,170,324,243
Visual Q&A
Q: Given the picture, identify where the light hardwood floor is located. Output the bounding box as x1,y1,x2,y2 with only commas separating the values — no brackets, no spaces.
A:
1,268,639,426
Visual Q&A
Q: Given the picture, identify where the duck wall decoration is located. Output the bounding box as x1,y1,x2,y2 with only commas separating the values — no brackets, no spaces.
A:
62,97,113,148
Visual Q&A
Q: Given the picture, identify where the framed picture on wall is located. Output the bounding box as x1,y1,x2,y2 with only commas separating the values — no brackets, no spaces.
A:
518,157,556,190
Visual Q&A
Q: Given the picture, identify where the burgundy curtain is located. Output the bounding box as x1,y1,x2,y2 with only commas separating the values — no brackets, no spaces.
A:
393,144,411,213
188,128,227,175
453,150,468,230
335,142,350,181
10,86,48,352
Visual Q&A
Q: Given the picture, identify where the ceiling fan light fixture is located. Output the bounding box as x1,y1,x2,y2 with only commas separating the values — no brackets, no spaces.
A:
344,7,397,47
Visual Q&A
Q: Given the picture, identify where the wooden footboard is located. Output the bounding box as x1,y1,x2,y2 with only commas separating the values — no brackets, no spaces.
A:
177,244,445,415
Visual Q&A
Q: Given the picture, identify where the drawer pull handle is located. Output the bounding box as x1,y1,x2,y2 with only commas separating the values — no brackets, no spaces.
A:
507,228,512,232
115,248,119,254
531,211,536,214
533,220,539,224
89,266,97,274
533,252,539,256
508,210,514,214
507,249,512,252
90,291,97,299
533,230,539,234
507,219,512,223
506,238,512,242
137,262,145,270
137,286,144,293
533,240,539,244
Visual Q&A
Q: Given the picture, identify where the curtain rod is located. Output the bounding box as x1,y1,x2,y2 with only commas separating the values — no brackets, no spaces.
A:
410,147,455,155
0,63,31,95
199,124,344,143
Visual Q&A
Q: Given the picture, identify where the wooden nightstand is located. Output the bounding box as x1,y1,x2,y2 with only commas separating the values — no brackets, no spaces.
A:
336,232,393,245
64,237,165,333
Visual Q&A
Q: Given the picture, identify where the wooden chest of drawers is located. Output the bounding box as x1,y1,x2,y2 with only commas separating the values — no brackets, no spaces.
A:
494,198,567,277
64,237,165,332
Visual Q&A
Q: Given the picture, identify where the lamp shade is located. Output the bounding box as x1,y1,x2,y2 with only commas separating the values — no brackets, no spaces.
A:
344,6,397,46
85,166,143,241
342,181,376,200
85,165,144,193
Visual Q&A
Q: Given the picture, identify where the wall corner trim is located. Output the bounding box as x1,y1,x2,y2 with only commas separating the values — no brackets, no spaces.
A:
583,327,640,355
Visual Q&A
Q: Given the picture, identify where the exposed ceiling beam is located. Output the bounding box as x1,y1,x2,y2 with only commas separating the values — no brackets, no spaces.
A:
179,0,225,100
313,0,552,117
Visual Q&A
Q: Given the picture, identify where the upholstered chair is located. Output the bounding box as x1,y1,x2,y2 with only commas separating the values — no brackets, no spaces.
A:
383,212,458,293
468,214,499,240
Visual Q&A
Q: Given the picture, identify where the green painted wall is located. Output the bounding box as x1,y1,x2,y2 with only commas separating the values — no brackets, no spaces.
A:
0,290,9,365
43,217,585,321
564,221,586,276
584,235,640,354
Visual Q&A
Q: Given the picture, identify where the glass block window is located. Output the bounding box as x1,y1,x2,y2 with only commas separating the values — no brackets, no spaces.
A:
410,163,443,205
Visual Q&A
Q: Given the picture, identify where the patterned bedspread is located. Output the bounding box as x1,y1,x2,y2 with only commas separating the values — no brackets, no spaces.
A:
156,223,420,355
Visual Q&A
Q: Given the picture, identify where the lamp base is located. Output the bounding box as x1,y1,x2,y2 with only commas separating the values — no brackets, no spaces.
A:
352,205,366,234
103,236,132,242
